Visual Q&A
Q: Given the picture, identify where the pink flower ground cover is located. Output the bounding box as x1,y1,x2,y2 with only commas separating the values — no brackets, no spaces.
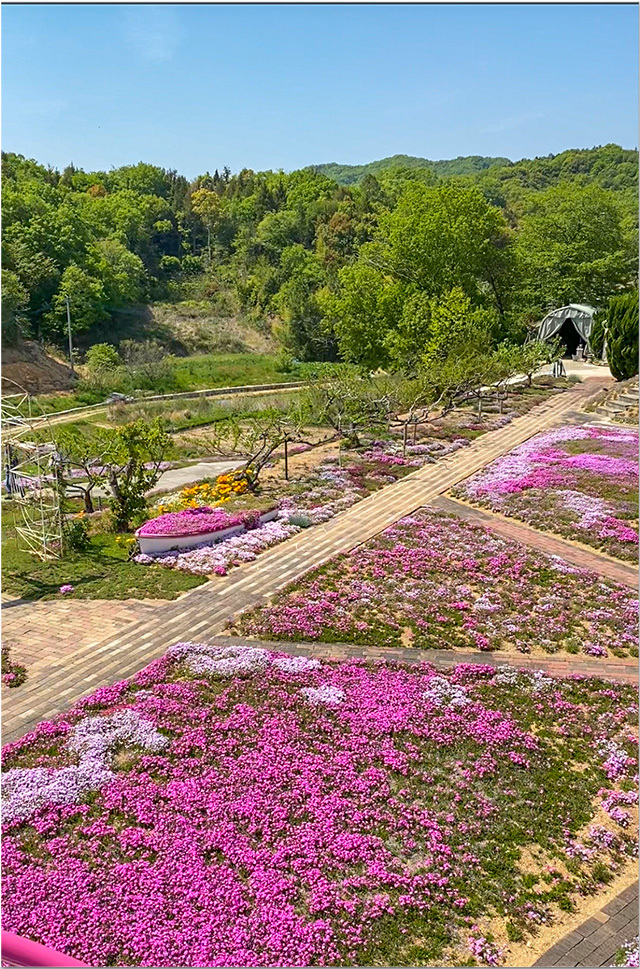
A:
2,645,637,967
453,425,639,562
137,506,262,538
235,509,638,659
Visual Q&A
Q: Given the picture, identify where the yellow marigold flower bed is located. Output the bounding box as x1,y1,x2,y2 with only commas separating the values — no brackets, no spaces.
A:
178,470,254,508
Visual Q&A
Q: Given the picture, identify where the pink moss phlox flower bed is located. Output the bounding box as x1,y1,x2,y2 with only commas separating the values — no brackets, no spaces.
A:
453,425,639,562
134,466,368,577
134,519,301,576
234,510,638,658
137,506,264,538
2,643,637,967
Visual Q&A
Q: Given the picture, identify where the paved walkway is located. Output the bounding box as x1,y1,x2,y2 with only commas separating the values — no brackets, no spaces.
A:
1,596,169,675
89,461,244,501
433,496,639,590
2,378,616,743
548,360,613,381
209,634,639,684
148,460,243,495
534,881,638,967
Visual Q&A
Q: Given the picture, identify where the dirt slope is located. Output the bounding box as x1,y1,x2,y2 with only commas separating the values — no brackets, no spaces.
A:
1,342,77,395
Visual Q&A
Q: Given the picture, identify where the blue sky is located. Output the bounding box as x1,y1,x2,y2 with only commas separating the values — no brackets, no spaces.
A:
2,4,638,177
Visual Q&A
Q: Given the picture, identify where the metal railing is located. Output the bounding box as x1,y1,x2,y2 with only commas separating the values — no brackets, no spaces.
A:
16,380,307,425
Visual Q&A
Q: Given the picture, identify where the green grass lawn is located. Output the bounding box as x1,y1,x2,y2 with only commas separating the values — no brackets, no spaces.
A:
167,353,299,391
22,353,303,417
1,505,205,602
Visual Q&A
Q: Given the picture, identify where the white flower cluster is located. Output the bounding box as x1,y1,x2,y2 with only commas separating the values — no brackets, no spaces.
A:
3,710,168,823
273,655,322,673
299,685,345,706
169,641,323,679
422,675,470,708
494,668,553,692
168,641,271,677
68,708,169,762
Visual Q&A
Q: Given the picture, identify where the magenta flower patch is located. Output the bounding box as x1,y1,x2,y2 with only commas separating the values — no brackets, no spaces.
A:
1,651,637,967
137,506,262,538
235,509,637,659
454,425,639,562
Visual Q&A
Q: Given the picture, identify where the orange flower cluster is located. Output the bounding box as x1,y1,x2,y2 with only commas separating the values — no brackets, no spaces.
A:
179,469,255,507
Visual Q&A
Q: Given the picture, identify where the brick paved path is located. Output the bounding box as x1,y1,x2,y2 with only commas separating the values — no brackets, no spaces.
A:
433,496,639,590
534,881,638,967
1,595,169,675
2,378,617,744
209,634,639,685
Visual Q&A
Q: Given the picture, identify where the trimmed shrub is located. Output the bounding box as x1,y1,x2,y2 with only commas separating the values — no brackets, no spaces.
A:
607,291,639,381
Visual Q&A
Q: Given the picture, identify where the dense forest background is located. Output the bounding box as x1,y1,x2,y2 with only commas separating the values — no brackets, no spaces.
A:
2,144,638,369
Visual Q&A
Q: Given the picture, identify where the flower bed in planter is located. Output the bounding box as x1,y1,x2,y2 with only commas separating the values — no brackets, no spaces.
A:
134,518,301,576
452,425,639,562
233,508,638,659
1,644,637,967
135,506,278,554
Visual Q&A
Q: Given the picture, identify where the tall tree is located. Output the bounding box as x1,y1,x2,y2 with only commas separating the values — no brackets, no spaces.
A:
190,188,222,262
515,183,635,313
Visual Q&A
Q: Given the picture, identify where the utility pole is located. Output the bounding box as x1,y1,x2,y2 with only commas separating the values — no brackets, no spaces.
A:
65,296,75,373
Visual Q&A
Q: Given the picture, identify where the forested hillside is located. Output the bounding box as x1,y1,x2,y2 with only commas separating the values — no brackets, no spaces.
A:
315,154,510,185
2,143,637,369
315,144,639,193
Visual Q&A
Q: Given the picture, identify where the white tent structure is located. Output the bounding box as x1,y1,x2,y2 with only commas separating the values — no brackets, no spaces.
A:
534,304,597,355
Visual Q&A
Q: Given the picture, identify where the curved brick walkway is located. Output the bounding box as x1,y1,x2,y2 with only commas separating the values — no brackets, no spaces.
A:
2,377,620,744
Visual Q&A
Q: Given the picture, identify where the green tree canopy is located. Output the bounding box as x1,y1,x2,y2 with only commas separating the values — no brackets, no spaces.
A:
379,182,513,304
46,265,108,336
2,146,638,366
515,183,634,313
85,342,121,374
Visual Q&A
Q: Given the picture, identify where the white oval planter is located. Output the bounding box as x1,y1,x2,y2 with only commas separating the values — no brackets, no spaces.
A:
136,508,279,555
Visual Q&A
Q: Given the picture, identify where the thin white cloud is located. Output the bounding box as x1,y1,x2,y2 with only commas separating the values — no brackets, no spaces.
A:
122,8,181,64
478,111,545,134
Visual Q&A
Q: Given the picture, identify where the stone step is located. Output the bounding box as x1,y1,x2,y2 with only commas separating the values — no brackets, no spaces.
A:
598,404,624,416
599,400,636,414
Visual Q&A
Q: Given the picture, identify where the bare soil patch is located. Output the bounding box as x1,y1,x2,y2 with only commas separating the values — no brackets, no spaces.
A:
2,341,77,395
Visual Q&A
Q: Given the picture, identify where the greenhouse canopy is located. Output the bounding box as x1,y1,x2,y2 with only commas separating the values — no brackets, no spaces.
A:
535,304,597,348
